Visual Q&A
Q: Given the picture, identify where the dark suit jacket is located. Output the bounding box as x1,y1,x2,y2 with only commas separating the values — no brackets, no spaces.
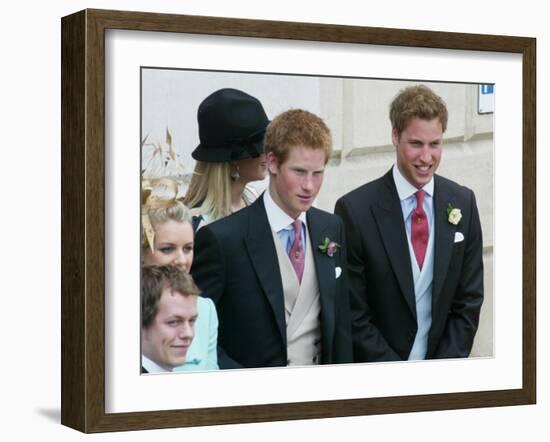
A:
191,195,353,369
334,169,484,362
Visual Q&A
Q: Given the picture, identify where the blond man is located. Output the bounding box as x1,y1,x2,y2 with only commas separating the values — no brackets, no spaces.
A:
335,85,483,362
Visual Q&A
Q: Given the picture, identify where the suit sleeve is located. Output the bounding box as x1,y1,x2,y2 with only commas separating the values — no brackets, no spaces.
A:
432,191,484,358
192,225,243,369
335,198,401,362
192,225,226,300
331,218,353,363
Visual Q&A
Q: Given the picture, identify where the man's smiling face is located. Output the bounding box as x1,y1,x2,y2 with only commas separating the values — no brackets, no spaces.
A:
393,117,443,189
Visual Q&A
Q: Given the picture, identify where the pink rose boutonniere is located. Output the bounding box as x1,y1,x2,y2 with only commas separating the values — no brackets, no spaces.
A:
318,237,341,257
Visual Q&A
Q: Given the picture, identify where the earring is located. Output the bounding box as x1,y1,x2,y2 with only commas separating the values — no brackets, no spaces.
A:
230,165,240,181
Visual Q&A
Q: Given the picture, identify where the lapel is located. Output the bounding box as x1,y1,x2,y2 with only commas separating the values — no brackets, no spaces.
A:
371,170,417,319
432,175,458,307
244,196,287,344
306,207,335,358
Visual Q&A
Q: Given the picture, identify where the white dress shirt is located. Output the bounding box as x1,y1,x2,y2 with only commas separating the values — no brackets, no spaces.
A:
263,188,307,256
141,355,172,374
392,165,435,360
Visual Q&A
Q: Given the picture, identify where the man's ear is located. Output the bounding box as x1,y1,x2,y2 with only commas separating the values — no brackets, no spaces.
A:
391,128,399,148
266,151,278,175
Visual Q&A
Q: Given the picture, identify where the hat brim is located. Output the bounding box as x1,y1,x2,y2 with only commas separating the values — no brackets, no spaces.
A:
192,133,266,163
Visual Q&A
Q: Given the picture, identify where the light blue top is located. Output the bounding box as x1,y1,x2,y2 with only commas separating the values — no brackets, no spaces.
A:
392,165,435,360
174,296,219,371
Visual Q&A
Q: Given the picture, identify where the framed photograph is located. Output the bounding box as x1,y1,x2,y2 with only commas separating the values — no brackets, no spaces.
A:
61,9,536,433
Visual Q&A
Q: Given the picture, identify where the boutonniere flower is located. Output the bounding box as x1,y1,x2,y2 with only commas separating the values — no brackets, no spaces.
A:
318,237,341,257
447,203,462,225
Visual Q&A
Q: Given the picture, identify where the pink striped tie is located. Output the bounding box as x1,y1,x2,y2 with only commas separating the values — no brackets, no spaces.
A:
289,220,304,283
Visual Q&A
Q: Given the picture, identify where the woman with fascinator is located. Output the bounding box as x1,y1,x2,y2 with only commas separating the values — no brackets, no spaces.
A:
183,88,270,230
142,179,219,372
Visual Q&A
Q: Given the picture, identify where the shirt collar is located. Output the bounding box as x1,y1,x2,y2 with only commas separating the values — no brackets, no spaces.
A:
141,355,173,374
264,187,307,232
392,164,434,201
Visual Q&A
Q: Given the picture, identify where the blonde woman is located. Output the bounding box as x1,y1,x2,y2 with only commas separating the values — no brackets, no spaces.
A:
142,189,219,371
183,88,269,230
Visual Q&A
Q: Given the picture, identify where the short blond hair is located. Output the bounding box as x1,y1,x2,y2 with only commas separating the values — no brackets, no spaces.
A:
390,85,448,137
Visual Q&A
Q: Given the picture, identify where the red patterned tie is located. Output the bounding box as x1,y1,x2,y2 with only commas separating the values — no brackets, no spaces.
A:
289,220,304,283
411,190,429,269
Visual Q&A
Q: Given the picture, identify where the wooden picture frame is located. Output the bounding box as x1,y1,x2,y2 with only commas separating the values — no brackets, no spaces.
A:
61,8,536,433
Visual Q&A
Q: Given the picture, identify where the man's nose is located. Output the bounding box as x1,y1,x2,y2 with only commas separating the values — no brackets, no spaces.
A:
419,145,432,162
302,174,314,191
179,322,194,339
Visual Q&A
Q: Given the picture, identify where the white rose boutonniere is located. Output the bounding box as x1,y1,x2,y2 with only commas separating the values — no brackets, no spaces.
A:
447,203,462,225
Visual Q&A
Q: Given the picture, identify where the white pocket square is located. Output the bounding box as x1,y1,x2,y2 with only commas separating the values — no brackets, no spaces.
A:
335,266,342,279
454,232,464,243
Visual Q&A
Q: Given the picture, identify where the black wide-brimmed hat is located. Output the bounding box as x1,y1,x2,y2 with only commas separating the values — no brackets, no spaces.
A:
191,88,269,162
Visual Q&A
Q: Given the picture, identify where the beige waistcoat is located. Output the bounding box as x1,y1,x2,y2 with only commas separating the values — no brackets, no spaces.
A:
271,226,322,366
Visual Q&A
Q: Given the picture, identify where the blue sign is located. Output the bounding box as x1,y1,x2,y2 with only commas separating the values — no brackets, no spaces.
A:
480,84,494,94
